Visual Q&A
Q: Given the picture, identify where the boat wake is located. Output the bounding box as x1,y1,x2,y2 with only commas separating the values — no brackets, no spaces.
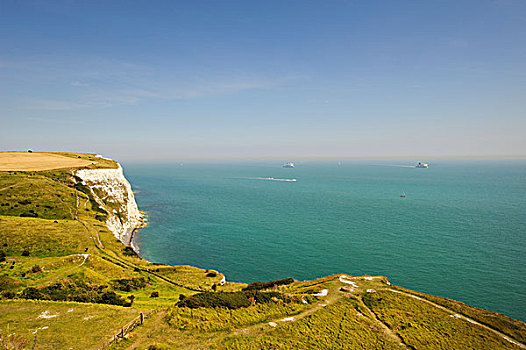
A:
252,177,297,182
255,177,297,182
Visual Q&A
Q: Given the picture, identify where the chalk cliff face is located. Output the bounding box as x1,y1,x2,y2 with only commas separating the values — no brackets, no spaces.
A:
75,164,142,249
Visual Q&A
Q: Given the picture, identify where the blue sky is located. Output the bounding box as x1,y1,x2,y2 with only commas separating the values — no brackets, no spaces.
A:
1,0,525,159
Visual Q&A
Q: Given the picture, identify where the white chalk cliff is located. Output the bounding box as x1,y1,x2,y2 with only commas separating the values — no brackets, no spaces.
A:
76,164,142,249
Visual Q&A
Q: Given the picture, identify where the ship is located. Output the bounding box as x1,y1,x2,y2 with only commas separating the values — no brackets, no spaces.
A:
416,162,428,168
283,162,295,168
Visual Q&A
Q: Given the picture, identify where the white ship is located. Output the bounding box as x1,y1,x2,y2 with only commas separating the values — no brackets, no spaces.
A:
416,162,428,168
283,162,295,168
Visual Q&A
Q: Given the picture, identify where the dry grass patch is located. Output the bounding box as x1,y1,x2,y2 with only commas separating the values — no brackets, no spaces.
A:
0,152,93,171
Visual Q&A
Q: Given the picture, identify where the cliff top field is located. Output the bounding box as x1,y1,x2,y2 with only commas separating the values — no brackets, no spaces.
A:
0,152,118,171
0,152,525,349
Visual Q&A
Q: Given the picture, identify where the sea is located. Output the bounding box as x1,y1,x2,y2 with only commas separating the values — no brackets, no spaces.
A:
123,159,526,321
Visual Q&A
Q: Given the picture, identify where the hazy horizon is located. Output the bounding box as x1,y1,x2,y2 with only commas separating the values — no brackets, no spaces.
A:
1,1,525,159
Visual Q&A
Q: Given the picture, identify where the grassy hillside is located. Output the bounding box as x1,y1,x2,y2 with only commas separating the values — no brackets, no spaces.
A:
0,151,524,349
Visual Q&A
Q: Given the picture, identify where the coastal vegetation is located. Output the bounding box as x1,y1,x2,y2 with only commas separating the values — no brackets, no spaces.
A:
0,152,524,349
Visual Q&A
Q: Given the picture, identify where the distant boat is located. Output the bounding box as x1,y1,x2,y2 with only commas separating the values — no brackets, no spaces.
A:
400,192,406,198
416,162,429,168
283,162,295,168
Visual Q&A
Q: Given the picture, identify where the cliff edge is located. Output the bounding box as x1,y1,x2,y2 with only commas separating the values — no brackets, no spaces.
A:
76,163,143,249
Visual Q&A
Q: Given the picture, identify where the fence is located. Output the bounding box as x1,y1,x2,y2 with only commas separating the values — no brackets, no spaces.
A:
101,312,147,349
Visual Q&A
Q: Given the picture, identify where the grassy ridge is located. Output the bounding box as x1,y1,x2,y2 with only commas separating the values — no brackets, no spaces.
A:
363,290,521,349
225,298,400,350
390,285,526,344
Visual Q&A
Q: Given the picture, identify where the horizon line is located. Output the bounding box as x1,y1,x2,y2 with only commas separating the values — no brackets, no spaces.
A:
2,150,525,161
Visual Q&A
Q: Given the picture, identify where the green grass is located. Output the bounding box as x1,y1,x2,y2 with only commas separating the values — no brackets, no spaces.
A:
167,303,309,332
148,265,225,291
0,172,78,220
0,216,94,257
224,298,400,350
363,290,522,349
390,285,526,344
0,299,138,350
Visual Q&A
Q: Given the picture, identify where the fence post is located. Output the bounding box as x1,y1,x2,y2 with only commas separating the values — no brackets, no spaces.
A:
140,312,144,325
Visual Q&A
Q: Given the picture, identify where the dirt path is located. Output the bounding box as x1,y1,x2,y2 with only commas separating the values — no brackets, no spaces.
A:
357,295,408,348
0,184,20,192
387,289,526,349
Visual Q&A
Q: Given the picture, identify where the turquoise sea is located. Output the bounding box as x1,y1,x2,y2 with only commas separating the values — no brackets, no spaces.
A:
125,159,526,321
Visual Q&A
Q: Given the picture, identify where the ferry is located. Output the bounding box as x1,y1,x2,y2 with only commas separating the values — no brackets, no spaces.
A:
283,162,295,168
416,162,429,168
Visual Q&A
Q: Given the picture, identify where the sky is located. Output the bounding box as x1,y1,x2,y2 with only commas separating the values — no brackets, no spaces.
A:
1,0,525,160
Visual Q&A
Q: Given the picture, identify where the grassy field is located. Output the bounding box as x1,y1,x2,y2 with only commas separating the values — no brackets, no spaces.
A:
0,152,92,171
363,290,522,349
1,151,525,350
0,300,138,350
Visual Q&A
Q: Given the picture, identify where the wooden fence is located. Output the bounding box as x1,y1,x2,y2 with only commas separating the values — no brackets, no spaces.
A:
101,312,147,349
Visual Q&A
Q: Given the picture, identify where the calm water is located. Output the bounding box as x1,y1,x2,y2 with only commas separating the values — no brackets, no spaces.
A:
124,159,526,321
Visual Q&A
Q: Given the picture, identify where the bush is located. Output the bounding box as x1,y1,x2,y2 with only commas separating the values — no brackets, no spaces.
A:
206,272,217,277
20,287,44,300
31,265,42,273
147,345,169,350
176,291,289,309
2,291,16,299
21,250,30,257
0,250,6,262
243,278,295,291
20,212,38,218
122,246,139,257
111,277,148,292
19,281,129,306
150,291,159,298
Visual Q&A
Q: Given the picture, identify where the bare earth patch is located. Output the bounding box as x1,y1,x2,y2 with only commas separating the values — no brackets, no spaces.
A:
0,152,91,171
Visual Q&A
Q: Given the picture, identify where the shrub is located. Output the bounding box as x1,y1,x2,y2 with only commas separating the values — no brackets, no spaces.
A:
21,250,30,257
206,272,217,277
19,281,129,306
2,291,16,299
0,250,6,262
243,278,295,291
150,291,159,298
122,246,139,257
31,265,42,273
20,287,44,300
111,277,148,292
147,345,169,350
176,291,289,309
19,212,38,218
17,200,32,205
